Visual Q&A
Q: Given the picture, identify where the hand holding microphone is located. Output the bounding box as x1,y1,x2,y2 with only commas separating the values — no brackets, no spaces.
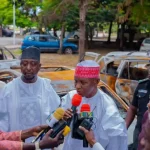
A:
63,94,82,123
39,129,64,149
62,94,82,137
32,107,65,143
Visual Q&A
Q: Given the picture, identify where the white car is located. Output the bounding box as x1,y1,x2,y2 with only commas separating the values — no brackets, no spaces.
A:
140,38,150,51
73,30,80,39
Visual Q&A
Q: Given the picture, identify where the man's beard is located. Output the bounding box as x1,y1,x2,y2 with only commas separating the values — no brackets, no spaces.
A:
21,75,37,83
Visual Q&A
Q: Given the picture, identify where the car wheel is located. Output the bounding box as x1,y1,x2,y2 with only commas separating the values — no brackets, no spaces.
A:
64,47,73,54
74,35,79,39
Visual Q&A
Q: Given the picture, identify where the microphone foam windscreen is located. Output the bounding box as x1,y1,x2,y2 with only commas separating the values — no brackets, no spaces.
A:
71,94,82,106
53,108,65,120
80,104,91,112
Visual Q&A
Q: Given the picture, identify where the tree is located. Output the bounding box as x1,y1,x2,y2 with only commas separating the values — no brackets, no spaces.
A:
41,0,77,54
117,0,150,49
0,0,42,30
79,0,89,61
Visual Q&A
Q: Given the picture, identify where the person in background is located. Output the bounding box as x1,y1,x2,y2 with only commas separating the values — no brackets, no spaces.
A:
0,46,60,144
0,125,64,150
125,76,150,150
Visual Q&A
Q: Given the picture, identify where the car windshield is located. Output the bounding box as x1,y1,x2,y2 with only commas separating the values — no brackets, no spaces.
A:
120,60,149,80
144,39,150,44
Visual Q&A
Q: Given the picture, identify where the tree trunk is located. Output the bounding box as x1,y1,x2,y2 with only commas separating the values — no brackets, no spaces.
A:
116,23,120,40
79,0,88,62
85,26,89,50
58,25,65,54
119,23,125,50
129,28,136,49
0,25,2,37
107,21,113,43
53,28,58,37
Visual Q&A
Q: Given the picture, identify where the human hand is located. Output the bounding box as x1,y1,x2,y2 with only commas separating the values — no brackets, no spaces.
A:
39,129,64,149
30,125,48,136
79,126,96,147
21,125,48,140
63,108,73,120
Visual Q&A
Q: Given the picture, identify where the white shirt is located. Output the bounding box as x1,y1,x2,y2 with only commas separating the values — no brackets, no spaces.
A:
61,89,127,150
93,143,104,150
0,77,60,143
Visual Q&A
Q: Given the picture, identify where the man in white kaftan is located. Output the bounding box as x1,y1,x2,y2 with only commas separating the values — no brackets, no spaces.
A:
62,60,127,150
0,47,60,145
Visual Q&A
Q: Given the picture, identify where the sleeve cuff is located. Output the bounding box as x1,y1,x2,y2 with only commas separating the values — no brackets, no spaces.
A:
19,131,22,141
93,142,105,150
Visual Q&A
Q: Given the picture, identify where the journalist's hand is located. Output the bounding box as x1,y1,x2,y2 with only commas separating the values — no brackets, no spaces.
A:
79,126,96,147
63,108,73,120
39,129,64,149
21,125,48,140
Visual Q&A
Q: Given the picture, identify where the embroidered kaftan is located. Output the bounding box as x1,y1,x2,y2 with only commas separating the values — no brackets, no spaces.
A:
61,89,128,150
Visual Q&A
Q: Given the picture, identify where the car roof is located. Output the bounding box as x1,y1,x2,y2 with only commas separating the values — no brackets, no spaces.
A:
29,34,50,37
144,38,150,40
25,34,58,40
105,51,150,57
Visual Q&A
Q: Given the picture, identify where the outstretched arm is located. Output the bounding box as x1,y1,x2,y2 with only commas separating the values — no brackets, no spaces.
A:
0,129,64,150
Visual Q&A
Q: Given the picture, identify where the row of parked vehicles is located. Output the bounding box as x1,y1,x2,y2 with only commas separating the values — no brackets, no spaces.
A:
1,48,150,105
20,34,150,54
0,46,150,104
2,48,150,144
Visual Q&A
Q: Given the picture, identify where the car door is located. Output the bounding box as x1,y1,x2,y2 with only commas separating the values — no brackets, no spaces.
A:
115,60,149,104
46,36,59,52
98,82,128,119
37,35,51,52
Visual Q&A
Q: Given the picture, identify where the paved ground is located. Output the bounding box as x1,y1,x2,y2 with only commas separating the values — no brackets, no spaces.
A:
0,37,22,46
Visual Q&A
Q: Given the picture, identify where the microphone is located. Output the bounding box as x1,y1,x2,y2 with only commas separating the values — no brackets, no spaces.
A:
77,104,93,147
78,104,92,120
67,94,82,126
71,94,82,113
62,94,82,137
31,107,65,143
46,108,65,127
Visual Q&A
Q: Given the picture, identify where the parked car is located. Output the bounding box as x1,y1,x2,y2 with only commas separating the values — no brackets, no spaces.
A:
2,28,13,37
96,51,150,104
73,30,80,39
0,46,20,69
21,34,78,54
140,38,150,51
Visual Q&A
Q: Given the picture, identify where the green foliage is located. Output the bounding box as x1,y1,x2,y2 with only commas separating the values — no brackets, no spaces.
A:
0,0,150,34
41,0,79,31
0,0,42,27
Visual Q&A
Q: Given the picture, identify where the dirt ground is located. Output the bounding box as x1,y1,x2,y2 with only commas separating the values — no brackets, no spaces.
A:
40,48,117,67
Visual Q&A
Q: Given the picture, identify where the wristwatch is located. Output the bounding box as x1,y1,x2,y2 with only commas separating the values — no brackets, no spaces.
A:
35,142,41,150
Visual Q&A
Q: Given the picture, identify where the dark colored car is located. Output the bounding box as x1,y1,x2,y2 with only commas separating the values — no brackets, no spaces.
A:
21,34,78,54
30,30,40,35
2,28,13,37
